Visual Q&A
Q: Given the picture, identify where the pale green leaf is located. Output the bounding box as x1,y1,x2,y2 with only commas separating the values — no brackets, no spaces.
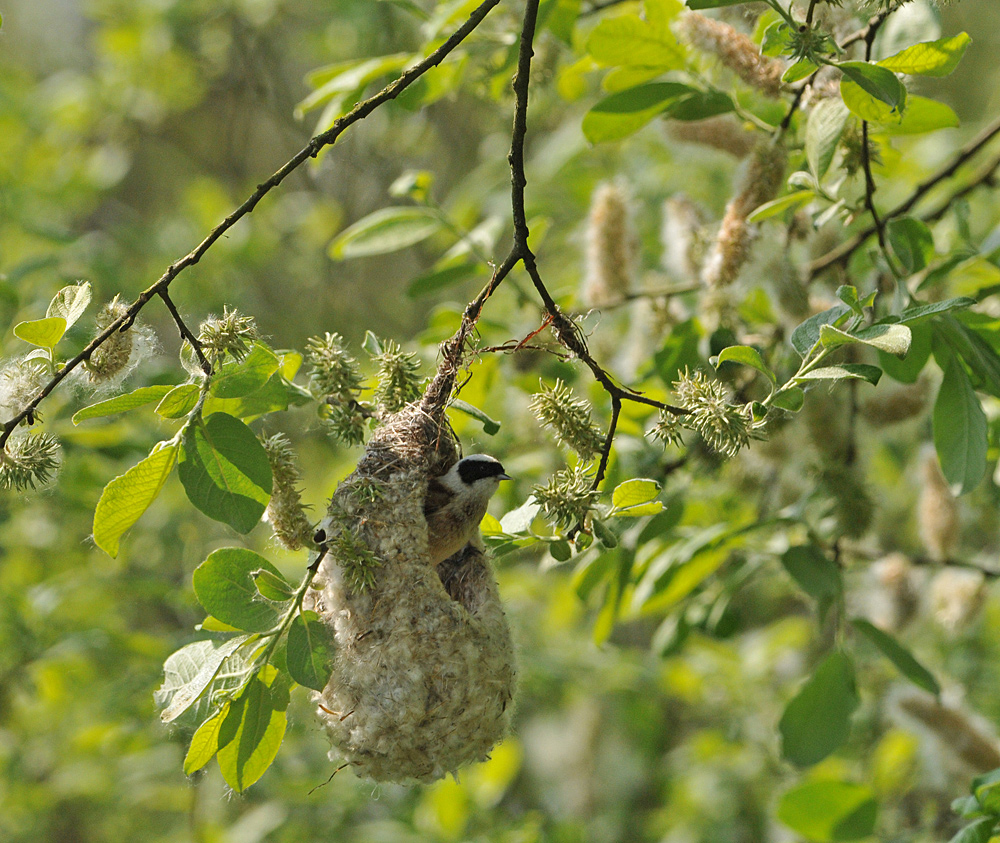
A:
93,441,178,557
46,282,92,329
184,704,230,775
878,32,970,77
329,207,442,259
14,316,67,349
73,384,175,424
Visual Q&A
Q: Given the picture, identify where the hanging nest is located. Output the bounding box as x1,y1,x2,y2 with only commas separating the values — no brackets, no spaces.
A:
304,353,517,784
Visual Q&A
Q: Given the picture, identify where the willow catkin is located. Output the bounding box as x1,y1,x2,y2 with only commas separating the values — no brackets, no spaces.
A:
661,195,704,283
667,117,757,158
582,183,636,308
897,693,1000,773
860,379,929,427
930,567,985,632
675,12,785,99
701,139,787,291
918,452,959,563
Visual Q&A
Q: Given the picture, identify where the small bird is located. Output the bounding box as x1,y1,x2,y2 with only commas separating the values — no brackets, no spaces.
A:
424,454,511,566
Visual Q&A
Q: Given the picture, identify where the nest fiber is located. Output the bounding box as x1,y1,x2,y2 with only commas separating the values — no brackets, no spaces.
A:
306,403,516,784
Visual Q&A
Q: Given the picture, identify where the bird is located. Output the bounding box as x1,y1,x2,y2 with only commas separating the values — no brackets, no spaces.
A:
424,454,511,566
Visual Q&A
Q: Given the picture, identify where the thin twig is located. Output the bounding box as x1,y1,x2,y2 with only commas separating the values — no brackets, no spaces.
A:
0,0,502,449
158,290,212,375
809,112,1000,279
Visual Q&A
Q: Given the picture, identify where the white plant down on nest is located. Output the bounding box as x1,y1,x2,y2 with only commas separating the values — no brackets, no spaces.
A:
305,407,517,784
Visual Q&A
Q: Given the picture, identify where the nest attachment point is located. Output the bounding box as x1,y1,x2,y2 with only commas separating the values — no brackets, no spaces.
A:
305,388,517,784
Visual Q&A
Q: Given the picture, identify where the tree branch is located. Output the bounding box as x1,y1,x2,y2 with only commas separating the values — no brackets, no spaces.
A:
809,112,1000,279
0,0,502,449
158,290,212,376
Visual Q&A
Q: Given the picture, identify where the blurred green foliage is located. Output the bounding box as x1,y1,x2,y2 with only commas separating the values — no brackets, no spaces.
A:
5,0,1000,841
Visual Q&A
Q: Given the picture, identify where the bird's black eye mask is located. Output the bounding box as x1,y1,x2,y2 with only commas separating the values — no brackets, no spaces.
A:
457,458,508,484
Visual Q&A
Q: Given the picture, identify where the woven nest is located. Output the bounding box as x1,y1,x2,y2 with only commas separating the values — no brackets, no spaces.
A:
304,365,517,784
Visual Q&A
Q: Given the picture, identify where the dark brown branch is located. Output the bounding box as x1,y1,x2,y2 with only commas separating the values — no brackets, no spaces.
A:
0,0,502,449
857,18,901,277
158,290,212,375
809,112,1000,279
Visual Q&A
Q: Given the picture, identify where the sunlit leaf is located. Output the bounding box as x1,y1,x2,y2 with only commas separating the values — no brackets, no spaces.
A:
93,441,178,557
878,33,971,77
778,781,877,842
192,548,285,633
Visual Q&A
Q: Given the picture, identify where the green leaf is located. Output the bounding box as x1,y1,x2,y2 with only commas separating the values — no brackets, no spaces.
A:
184,703,230,775
879,321,931,384
329,207,443,259
878,33,971,77
611,478,660,509
713,345,776,385
933,356,988,494
781,545,842,604
684,0,745,7
362,330,383,356
974,770,1000,814
156,383,201,419
881,96,959,135
158,636,255,724
204,372,311,423
653,319,702,384
252,569,295,602
777,781,878,842
666,88,734,121
782,58,818,84
611,479,664,517
449,399,501,435
286,611,333,692
93,441,178,557
407,262,481,299
583,82,693,143
837,61,906,112
806,99,850,180
836,285,864,317
898,296,976,324
935,316,1000,398
593,518,619,548
500,497,542,534
586,14,684,68
791,304,851,357
948,818,996,843
772,386,804,412
850,618,940,696
746,190,815,223
193,548,285,633
779,650,859,766
887,217,935,273
210,343,280,399
178,413,273,533
216,672,288,792
549,539,572,562
46,282,92,329
14,316,67,349
797,364,883,386
820,323,912,358
73,384,175,424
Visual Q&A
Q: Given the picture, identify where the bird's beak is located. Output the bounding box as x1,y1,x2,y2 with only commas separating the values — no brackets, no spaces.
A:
498,473,512,481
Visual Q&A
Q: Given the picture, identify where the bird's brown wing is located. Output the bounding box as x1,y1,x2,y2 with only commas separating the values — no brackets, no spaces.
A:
423,479,452,517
